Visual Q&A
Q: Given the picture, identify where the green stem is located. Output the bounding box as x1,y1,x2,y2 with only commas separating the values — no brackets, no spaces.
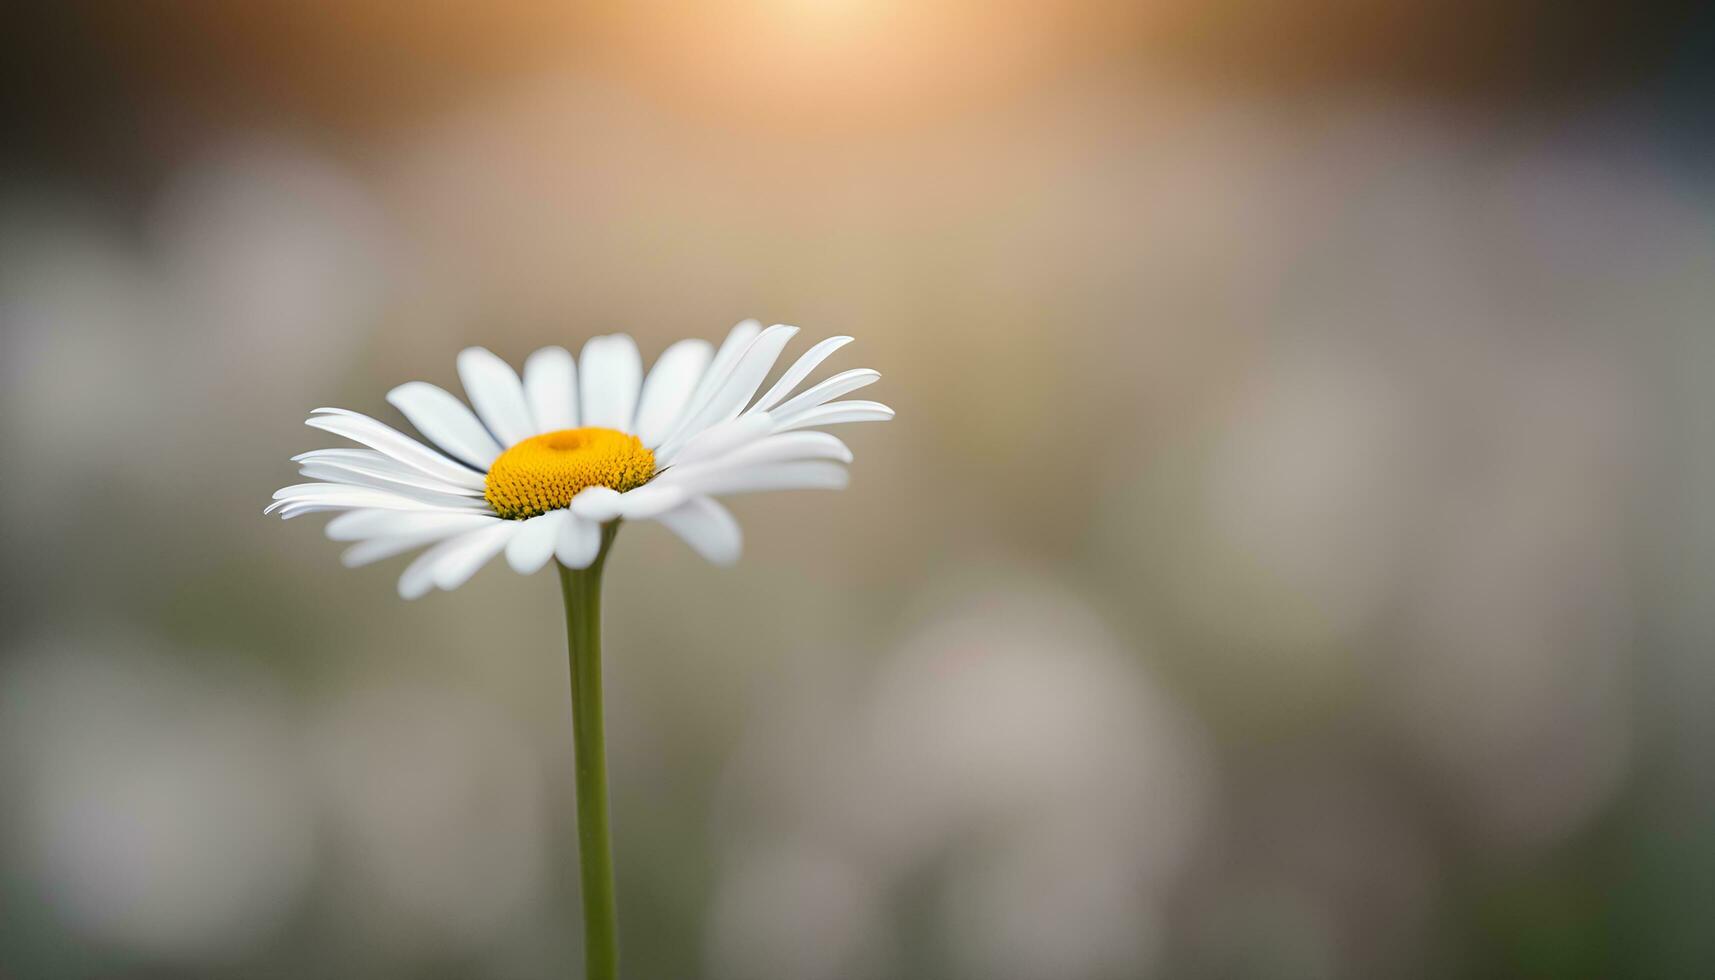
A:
558,523,621,980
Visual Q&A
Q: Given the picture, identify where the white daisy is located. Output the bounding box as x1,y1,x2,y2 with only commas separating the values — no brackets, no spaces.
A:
268,320,892,598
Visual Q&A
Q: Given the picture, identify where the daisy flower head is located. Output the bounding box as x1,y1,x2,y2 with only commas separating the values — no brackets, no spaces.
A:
268,320,892,598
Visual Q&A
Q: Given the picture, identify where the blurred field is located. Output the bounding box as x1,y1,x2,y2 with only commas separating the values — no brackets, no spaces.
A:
3,2,1714,978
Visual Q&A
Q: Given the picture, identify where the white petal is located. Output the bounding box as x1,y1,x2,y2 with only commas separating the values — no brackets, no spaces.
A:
267,484,456,517
296,462,491,509
634,339,714,447
663,414,774,468
766,368,879,421
306,409,487,490
457,347,537,448
657,324,797,456
770,400,895,433
613,483,688,520
682,431,854,472
505,510,566,574
398,547,444,600
668,460,850,497
711,324,799,417
386,381,503,469
269,504,355,519
292,449,484,496
657,319,760,448
431,522,519,591
651,433,854,499
291,447,387,465
746,335,852,414
555,513,602,568
271,507,357,522
652,496,741,566
326,509,498,542
397,526,511,600
272,482,400,501
568,486,623,522
523,346,579,433
343,536,442,569
692,319,762,405
579,334,643,432
342,517,502,568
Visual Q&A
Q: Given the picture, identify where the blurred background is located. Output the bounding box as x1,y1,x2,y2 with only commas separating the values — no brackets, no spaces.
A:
3,1,1713,977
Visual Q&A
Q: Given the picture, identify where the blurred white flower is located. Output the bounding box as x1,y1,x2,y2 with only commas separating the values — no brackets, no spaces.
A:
0,631,313,962
707,577,1210,980
312,682,548,952
705,838,893,980
149,134,391,391
1180,343,1421,660
1181,756,1443,979
1386,346,1636,851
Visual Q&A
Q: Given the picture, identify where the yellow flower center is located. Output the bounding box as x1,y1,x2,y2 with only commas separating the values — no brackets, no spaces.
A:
484,428,656,520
